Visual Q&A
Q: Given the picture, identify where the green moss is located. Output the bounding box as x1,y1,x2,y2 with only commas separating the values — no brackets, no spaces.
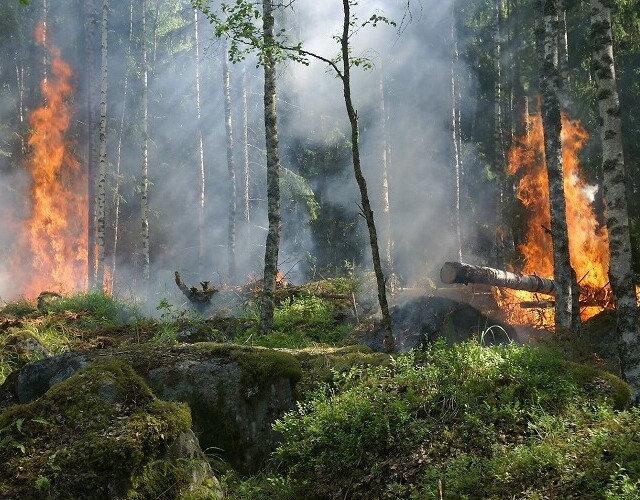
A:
230,346,303,397
562,360,632,410
0,358,201,499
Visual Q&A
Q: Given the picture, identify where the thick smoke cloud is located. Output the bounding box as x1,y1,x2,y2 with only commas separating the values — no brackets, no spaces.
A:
0,0,488,310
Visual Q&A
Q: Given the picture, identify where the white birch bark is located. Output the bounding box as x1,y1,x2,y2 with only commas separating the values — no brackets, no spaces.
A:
539,0,576,330
96,0,108,290
85,0,97,287
141,0,150,282
111,0,134,287
242,65,250,225
591,0,640,402
451,0,462,262
223,42,237,282
378,70,394,276
194,8,206,276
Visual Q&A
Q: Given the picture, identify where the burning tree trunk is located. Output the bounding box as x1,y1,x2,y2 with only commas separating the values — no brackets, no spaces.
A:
440,261,556,295
591,0,640,402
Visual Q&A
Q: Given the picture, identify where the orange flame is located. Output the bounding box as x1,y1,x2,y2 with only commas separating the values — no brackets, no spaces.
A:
5,22,87,300
496,111,611,327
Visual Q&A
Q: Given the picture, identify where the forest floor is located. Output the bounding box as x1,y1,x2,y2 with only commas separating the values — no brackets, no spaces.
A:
0,282,639,499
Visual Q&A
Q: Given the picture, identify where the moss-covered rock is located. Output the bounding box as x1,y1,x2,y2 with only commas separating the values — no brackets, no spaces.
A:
0,359,221,499
0,343,302,475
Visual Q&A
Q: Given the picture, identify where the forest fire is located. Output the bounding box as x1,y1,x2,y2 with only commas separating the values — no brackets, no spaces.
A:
494,112,612,328
3,23,87,300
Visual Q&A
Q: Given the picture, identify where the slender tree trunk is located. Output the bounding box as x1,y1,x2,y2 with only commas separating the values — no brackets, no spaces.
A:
340,0,393,350
378,70,394,276
258,0,282,335
85,0,97,288
591,0,640,402
450,0,462,262
539,0,576,331
111,0,134,288
42,0,48,82
242,65,250,225
223,42,237,282
15,54,26,154
194,8,206,276
95,0,108,290
494,0,510,268
141,0,150,283
557,0,569,104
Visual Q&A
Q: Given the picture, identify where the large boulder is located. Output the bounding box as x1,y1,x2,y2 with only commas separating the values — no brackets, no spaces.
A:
0,343,302,474
0,359,222,499
362,296,517,352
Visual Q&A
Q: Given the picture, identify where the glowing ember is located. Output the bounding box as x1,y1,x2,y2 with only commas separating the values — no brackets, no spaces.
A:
496,112,611,327
5,22,87,300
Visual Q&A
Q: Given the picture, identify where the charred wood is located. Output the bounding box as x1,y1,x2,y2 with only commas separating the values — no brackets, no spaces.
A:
174,271,217,306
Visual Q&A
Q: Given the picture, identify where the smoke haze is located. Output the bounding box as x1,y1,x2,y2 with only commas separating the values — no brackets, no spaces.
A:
0,0,494,310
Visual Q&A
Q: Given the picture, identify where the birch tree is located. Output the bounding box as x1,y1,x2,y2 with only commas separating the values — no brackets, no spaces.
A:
85,0,97,287
539,0,576,331
242,65,251,226
450,0,462,262
111,0,134,287
590,0,640,402
141,0,150,283
378,70,394,278
194,7,206,276
95,0,108,290
223,40,237,282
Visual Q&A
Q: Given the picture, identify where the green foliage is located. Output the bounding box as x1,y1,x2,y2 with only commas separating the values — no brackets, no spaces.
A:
280,167,320,221
267,341,637,499
45,291,141,325
238,292,350,348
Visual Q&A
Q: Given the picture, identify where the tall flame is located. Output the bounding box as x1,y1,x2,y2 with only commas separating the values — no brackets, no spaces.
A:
5,23,87,300
496,111,612,326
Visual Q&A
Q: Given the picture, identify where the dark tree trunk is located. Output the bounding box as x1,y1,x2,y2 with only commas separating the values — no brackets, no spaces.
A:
258,0,282,335
340,0,393,350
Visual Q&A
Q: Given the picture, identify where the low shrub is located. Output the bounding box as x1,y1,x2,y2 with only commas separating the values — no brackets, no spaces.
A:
268,341,637,499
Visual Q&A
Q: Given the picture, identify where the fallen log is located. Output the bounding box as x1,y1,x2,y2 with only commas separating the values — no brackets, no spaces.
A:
440,261,556,295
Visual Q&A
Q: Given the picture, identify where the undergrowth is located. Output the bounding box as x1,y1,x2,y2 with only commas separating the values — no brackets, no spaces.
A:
225,341,637,500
